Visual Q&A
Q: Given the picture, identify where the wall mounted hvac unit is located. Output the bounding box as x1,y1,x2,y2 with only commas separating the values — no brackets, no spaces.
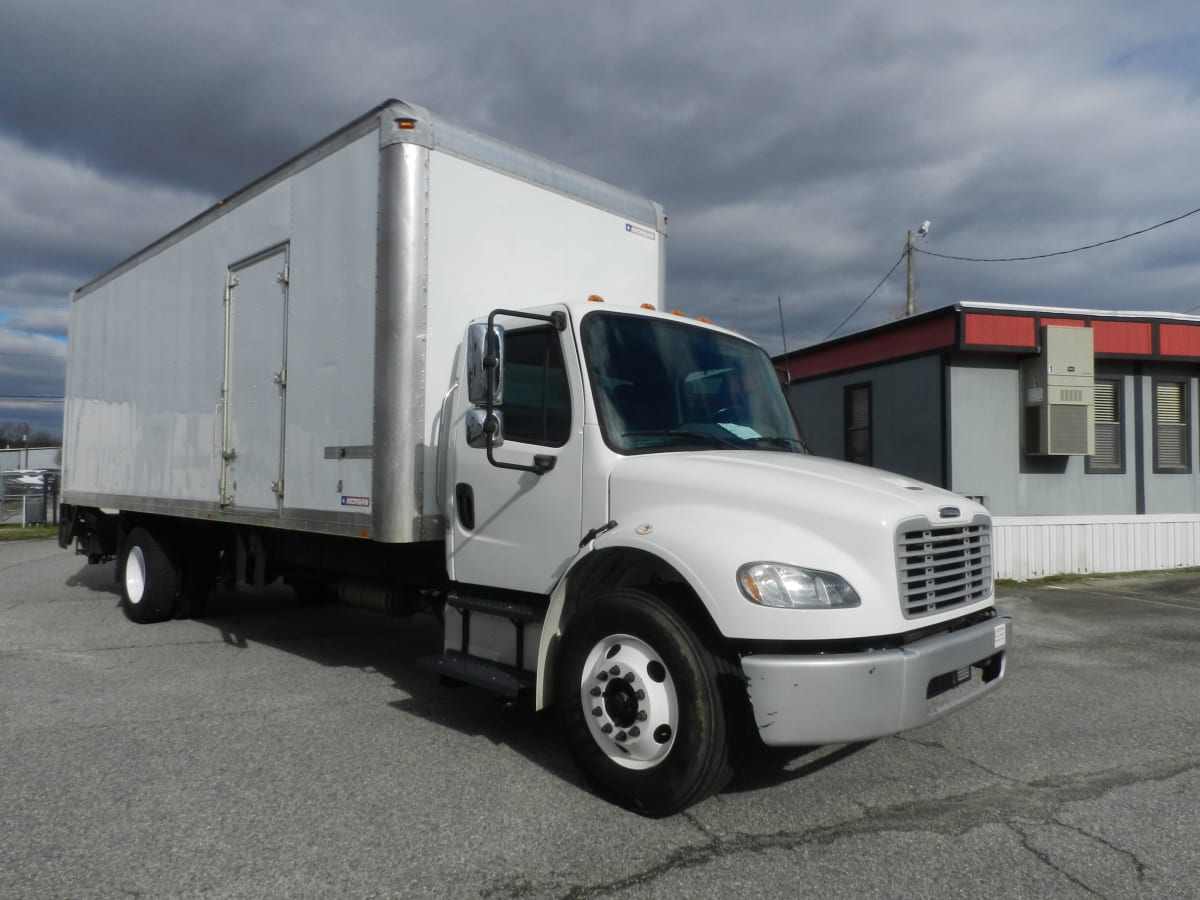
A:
1020,325,1095,455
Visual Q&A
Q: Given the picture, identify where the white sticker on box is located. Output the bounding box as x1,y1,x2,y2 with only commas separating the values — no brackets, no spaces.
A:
995,623,1006,648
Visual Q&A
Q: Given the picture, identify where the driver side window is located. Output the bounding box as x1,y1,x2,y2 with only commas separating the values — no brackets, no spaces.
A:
502,327,571,446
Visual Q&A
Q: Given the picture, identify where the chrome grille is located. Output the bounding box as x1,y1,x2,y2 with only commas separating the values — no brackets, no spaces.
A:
897,517,992,618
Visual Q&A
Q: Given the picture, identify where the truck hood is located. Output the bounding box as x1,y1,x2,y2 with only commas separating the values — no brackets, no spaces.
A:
602,450,992,641
607,450,983,527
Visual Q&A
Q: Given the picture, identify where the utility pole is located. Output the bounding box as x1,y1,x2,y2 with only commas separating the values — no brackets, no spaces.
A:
905,230,916,317
905,220,931,317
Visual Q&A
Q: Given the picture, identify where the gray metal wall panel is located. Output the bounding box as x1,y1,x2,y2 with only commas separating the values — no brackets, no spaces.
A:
948,360,1142,516
1140,366,1200,514
786,356,943,486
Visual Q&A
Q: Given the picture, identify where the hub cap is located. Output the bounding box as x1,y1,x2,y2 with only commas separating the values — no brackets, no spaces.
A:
579,633,677,770
124,546,147,605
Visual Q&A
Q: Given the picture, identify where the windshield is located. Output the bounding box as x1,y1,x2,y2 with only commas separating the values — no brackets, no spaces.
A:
581,311,807,455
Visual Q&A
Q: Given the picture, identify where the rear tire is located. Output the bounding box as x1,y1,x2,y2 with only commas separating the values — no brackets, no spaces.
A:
120,527,180,624
556,588,737,816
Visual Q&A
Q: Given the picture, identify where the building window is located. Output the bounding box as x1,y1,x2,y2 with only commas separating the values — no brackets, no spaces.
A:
1086,378,1123,473
501,326,571,446
844,383,872,465
1152,379,1190,473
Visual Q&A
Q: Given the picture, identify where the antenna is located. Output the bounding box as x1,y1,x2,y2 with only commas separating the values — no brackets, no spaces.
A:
777,296,791,386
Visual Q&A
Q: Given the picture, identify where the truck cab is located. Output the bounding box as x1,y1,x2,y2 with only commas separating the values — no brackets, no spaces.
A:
435,298,1010,816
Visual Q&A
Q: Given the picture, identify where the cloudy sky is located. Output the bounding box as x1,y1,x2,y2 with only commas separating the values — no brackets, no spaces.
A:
2,0,1199,438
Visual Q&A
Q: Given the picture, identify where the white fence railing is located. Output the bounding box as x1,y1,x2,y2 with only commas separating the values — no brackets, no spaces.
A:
992,514,1200,581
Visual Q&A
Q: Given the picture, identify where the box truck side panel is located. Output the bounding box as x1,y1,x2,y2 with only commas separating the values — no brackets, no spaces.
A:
421,151,664,521
64,178,294,507
279,131,379,518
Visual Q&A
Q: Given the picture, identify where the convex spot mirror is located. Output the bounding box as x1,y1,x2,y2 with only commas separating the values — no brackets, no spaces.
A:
466,322,504,407
466,408,504,449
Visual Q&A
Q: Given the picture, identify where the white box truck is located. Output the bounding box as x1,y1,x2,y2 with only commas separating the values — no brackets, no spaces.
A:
60,99,1011,815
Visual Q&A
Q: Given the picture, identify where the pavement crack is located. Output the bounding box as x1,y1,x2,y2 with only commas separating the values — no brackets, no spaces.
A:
1007,820,1105,897
551,753,1199,898
1053,816,1148,883
895,733,1016,782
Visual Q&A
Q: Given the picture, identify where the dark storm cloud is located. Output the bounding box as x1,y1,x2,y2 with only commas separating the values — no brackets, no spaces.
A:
2,0,1199,429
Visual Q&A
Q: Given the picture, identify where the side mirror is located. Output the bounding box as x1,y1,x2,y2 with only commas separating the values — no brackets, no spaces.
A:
466,322,504,407
466,408,504,449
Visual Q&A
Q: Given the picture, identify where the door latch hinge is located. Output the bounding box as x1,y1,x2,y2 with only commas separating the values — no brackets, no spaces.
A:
271,479,284,497
273,368,287,387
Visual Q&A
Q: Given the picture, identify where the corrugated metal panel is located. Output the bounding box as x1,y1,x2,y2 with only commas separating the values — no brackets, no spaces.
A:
962,313,1036,348
1092,320,1152,355
992,515,1200,580
1159,323,1200,358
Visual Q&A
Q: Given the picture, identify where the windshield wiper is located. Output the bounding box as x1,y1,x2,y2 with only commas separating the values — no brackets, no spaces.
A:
624,429,741,449
742,435,807,452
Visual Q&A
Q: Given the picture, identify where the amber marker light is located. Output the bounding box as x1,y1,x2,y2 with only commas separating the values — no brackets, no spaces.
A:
587,294,604,303
395,118,417,129
640,303,655,310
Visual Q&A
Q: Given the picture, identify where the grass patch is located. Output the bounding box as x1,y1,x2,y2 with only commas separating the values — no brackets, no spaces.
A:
0,524,58,542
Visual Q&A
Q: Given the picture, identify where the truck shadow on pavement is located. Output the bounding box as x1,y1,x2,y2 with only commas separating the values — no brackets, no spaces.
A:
64,561,867,803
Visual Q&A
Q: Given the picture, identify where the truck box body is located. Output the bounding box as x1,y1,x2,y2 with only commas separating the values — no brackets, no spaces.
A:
62,100,665,542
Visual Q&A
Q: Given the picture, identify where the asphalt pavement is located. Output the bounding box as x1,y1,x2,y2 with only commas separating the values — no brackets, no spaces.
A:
1,538,1198,898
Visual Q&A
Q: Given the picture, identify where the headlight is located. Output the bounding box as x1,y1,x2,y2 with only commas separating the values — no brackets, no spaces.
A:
737,562,861,609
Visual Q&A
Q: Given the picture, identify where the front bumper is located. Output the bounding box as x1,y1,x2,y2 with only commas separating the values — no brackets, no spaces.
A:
741,615,1012,746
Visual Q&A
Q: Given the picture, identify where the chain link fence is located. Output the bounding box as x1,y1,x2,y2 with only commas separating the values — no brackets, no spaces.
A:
0,470,59,526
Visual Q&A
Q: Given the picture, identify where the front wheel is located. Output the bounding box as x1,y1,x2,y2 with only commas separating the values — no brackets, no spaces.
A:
556,589,737,816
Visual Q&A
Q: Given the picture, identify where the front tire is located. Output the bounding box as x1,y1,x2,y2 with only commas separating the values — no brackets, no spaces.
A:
557,588,736,816
120,527,180,624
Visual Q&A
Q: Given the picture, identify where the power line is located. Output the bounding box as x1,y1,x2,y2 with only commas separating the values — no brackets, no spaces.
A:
0,350,67,359
914,205,1200,263
825,250,907,340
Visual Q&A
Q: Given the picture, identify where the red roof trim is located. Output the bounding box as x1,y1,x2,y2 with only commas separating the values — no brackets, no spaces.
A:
963,313,1036,348
786,315,956,380
1092,320,1152,355
1159,323,1200,358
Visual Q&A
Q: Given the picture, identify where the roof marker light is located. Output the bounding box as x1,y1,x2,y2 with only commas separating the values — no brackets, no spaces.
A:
640,303,655,310
587,294,604,303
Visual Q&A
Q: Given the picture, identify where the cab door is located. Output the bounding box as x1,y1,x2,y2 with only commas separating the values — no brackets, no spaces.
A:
446,313,585,595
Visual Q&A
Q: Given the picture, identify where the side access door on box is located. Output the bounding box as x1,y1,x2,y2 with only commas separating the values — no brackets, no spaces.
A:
220,244,290,512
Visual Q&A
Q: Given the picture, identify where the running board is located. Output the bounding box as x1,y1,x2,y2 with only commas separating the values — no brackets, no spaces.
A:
418,651,536,697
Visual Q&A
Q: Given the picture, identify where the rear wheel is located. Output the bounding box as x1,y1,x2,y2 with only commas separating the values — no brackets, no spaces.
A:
557,588,737,816
120,527,180,624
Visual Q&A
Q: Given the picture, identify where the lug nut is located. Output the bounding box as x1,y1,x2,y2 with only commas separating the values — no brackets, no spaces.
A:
624,672,635,682
635,689,645,700
636,711,647,721
591,707,602,716
609,665,620,676
590,686,601,697
601,723,613,734
629,726,640,737
597,671,608,682
615,731,627,742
